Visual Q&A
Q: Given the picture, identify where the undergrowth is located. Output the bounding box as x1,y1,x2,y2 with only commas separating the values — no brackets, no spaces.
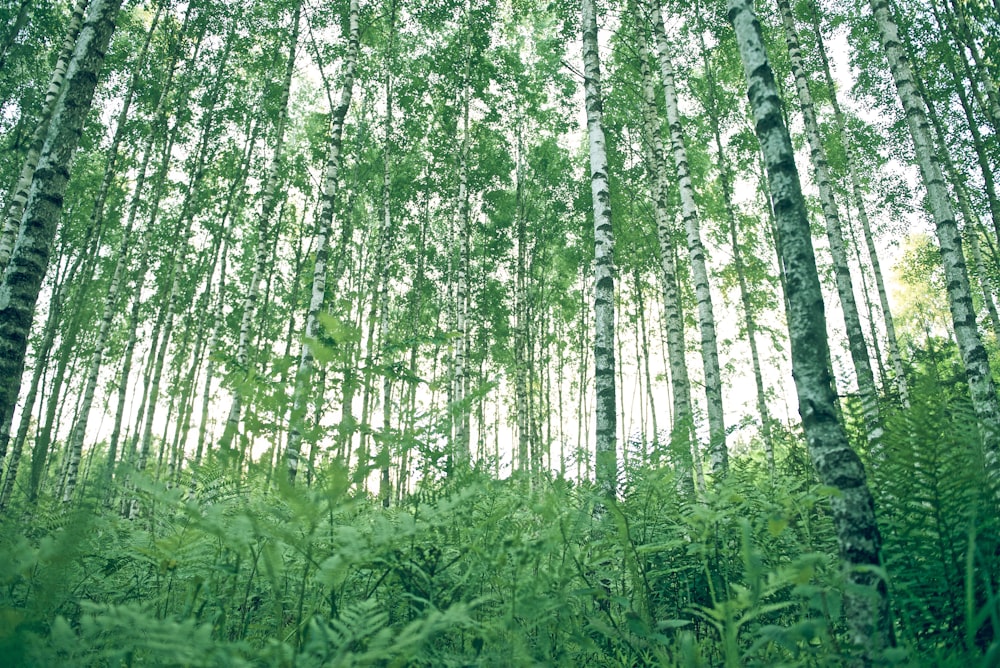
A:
1,376,998,666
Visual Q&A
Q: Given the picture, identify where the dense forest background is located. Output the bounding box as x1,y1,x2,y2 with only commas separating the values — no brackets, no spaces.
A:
1,0,999,664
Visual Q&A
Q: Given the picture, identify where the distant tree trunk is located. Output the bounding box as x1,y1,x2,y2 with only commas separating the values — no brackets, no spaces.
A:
450,15,473,467
376,0,398,505
695,21,774,469
129,35,231,516
777,0,883,453
870,0,1000,479
728,0,891,661
583,0,617,499
220,1,300,452
651,0,726,476
945,0,1000,134
514,137,530,474
0,0,122,468
285,0,360,484
807,0,909,407
635,21,693,485
926,0,1000,252
634,270,658,456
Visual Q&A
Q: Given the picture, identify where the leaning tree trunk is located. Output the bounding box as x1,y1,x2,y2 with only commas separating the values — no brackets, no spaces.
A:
727,0,892,662
285,0,360,484
807,0,909,407
582,0,617,500
777,0,883,452
0,0,88,273
869,0,1000,480
0,0,123,462
635,23,694,486
651,0,726,476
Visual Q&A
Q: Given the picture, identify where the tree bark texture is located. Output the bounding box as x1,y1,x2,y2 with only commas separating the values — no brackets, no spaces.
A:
728,0,892,661
583,0,617,499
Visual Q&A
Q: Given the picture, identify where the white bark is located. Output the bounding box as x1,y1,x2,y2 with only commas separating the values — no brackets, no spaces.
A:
635,20,694,486
220,0,301,452
777,0,883,450
807,0,909,408
0,0,89,273
285,0,360,484
728,0,891,660
651,1,726,475
583,0,617,499
0,0,122,466
869,0,1000,479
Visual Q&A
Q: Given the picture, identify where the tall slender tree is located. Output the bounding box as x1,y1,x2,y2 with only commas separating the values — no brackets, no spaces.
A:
0,0,123,466
582,0,617,499
285,0,360,484
650,0,727,475
777,0,883,451
869,0,1000,479
727,0,891,660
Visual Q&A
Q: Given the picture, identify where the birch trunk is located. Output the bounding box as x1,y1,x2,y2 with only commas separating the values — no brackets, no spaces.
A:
0,0,122,459
728,0,891,660
514,138,530,473
0,0,88,272
582,0,617,499
129,35,230,515
946,0,1000,134
777,0,883,451
694,20,774,467
807,0,909,407
220,0,301,452
377,0,398,505
0,269,64,509
636,20,693,483
651,0,726,475
869,0,1000,479
285,0,360,484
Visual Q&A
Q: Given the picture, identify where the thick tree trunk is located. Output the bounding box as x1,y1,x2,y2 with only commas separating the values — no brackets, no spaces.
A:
0,0,122,464
285,0,360,484
728,0,891,661
869,0,1000,479
0,0,88,273
651,0,726,476
582,0,617,499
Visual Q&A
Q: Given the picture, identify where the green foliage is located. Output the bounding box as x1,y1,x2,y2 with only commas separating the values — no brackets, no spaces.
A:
871,373,1000,656
10,442,985,666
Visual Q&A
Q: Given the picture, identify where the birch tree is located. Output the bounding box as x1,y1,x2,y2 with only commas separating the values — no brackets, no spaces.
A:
285,0,360,484
868,0,1000,480
776,0,883,450
0,0,123,467
727,0,891,659
582,0,617,499
220,0,301,453
650,0,726,475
